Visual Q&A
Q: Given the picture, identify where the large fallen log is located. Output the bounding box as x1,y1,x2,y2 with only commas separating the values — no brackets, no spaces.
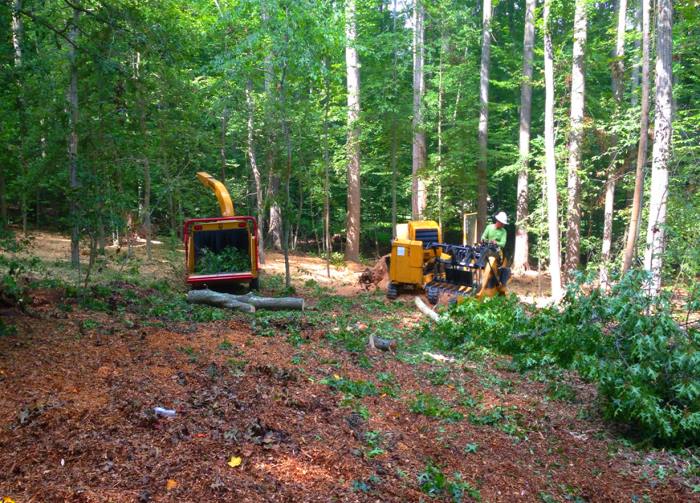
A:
186,289,304,312
415,296,440,322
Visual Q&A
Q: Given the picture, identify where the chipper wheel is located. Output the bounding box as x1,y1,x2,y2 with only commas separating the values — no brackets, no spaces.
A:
386,282,399,300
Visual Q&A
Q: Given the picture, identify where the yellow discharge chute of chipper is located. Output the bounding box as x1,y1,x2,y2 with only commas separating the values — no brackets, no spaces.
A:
196,171,235,217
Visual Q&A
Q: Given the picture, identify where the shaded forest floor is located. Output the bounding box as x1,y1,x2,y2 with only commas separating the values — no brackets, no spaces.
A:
1,232,698,502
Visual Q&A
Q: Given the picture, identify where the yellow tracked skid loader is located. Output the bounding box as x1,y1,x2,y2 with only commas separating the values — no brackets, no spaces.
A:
387,220,510,304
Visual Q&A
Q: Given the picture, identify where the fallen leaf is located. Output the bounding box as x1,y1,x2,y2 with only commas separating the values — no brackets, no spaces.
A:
227,456,242,468
166,479,178,491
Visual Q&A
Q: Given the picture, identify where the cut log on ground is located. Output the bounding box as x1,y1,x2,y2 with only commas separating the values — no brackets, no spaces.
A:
187,289,304,312
415,296,440,322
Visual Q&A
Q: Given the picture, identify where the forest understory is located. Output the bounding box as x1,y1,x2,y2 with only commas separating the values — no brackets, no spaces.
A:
0,233,698,502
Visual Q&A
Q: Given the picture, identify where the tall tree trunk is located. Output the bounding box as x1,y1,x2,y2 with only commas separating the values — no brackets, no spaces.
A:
564,0,587,281
513,0,536,274
643,0,673,296
411,0,426,220
136,52,152,261
543,0,562,300
68,8,80,268
12,0,28,234
390,0,398,237
600,0,628,288
622,0,651,275
261,1,282,251
476,0,492,235
345,0,361,262
246,80,265,264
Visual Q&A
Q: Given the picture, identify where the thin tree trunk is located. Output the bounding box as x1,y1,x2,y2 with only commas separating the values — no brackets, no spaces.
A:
323,99,332,279
68,8,80,268
0,168,6,227
513,0,536,274
622,0,651,275
12,0,28,234
543,0,562,300
411,0,427,220
437,33,446,230
564,0,587,281
600,0,628,288
643,0,673,296
476,0,492,236
345,0,361,262
246,80,265,264
220,108,228,182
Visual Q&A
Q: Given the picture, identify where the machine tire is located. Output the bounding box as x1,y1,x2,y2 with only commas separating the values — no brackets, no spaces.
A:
386,282,399,300
426,286,439,305
249,278,260,291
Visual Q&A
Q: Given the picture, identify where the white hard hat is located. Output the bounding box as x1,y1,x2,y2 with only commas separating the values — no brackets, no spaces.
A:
495,212,508,225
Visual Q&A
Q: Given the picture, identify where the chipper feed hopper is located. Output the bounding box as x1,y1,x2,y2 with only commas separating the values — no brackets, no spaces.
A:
183,172,259,290
387,220,510,304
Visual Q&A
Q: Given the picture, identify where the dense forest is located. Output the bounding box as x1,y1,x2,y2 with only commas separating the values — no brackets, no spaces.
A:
1,0,698,294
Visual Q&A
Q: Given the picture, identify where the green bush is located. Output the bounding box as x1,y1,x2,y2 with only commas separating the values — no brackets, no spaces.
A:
433,271,700,446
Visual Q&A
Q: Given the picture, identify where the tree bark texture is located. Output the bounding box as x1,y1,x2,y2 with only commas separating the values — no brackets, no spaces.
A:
246,80,265,264
411,0,427,220
564,0,587,281
513,0,535,273
600,0,627,288
68,8,80,268
345,0,361,261
643,0,673,295
622,0,651,275
543,0,563,300
476,0,492,236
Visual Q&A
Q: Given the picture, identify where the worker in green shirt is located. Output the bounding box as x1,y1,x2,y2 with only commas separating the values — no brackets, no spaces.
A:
481,211,508,250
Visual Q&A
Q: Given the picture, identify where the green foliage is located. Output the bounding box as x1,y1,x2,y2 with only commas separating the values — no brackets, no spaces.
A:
433,272,700,445
409,392,463,422
321,375,378,399
195,247,250,274
417,462,481,502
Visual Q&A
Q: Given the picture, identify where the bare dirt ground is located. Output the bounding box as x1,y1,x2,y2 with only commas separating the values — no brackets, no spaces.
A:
0,232,697,502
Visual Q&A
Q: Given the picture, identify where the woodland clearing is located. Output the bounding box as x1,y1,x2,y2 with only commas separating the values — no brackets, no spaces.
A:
0,233,698,502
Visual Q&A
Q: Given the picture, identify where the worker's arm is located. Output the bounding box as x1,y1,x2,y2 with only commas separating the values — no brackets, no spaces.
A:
480,225,490,243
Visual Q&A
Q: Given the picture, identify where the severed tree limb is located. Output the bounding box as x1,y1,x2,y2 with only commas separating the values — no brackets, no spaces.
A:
186,289,304,312
415,296,440,322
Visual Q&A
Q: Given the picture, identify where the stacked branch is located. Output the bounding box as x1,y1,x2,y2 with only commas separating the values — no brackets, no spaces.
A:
187,289,304,313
